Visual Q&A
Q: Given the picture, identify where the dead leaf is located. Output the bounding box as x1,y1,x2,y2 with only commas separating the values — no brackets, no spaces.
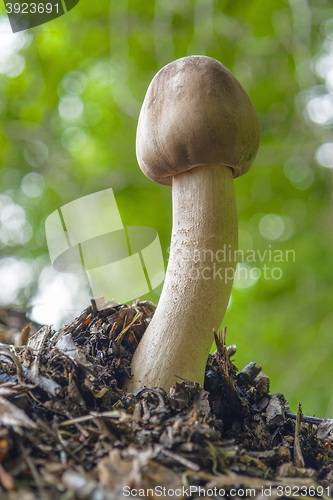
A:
0,396,36,429
55,333,92,368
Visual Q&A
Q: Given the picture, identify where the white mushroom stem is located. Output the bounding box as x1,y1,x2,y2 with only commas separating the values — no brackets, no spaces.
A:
125,164,237,392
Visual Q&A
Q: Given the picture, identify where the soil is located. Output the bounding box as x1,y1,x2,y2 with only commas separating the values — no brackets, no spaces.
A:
0,300,332,500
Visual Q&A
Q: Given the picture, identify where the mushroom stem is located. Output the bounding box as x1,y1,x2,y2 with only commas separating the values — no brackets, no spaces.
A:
125,164,237,392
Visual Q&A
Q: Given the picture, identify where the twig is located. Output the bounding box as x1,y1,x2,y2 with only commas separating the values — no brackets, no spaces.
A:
213,328,249,417
22,366,63,397
115,311,143,342
91,298,98,315
59,410,132,427
160,449,201,471
286,412,326,425
237,362,261,385
19,323,32,346
294,402,305,468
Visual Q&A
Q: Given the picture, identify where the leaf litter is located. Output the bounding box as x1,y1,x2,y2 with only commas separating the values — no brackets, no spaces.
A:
0,300,332,499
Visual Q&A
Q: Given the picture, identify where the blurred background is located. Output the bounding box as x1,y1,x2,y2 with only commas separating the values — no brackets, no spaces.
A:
0,0,332,416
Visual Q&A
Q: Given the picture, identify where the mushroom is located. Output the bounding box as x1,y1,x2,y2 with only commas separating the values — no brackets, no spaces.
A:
124,55,260,392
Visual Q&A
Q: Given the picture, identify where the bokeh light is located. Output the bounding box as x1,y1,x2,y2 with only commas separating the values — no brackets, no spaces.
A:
0,257,35,304
283,157,315,190
61,126,88,151
21,172,45,198
23,141,49,168
305,95,333,125
0,16,31,77
0,196,32,246
316,142,333,168
259,214,285,240
30,266,92,328
59,95,84,122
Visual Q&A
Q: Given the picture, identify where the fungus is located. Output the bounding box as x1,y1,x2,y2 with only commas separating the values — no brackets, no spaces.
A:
124,55,260,392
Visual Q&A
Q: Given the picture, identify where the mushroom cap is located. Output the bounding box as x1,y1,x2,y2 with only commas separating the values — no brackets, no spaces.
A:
136,55,260,186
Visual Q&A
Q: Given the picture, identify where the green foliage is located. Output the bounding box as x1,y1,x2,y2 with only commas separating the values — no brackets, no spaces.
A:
0,0,332,416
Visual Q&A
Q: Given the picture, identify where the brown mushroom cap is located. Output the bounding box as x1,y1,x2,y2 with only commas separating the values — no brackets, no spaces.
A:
136,55,260,186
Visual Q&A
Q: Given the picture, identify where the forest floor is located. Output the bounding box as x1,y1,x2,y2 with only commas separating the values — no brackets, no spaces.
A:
0,300,332,500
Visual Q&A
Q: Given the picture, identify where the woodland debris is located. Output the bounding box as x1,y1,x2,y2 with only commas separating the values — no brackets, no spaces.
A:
0,300,331,499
